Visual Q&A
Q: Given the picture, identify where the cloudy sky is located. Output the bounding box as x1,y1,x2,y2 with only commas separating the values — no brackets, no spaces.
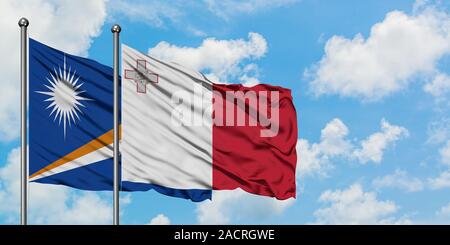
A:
1,0,450,224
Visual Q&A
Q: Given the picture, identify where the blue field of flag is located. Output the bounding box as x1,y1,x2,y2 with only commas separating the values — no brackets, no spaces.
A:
29,38,117,190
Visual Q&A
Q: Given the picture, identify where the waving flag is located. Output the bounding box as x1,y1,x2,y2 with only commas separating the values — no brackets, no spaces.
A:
29,38,116,190
28,39,297,201
121,45,298,201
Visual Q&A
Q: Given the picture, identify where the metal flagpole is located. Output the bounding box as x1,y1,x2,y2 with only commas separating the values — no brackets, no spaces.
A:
19,17,29,226
111,24,121,226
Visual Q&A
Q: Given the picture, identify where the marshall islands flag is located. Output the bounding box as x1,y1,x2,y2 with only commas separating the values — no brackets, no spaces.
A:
29,38,117,190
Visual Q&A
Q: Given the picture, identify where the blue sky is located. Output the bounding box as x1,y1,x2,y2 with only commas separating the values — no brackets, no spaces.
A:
1,0,450,224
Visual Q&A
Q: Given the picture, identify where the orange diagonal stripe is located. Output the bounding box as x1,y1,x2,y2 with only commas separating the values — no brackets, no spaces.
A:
29,125,121,179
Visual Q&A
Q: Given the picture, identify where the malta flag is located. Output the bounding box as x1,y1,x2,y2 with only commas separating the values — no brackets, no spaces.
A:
29,38,116,189
121,45,298,201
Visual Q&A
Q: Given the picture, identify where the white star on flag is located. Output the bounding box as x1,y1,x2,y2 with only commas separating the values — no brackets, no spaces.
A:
36,55,92,138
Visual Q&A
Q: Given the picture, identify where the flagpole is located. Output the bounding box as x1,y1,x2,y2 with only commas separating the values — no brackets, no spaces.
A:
18,17,29,226
111,24,121,226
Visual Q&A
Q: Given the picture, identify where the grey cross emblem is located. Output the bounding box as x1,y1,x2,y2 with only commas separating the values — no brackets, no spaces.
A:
124,59,158,93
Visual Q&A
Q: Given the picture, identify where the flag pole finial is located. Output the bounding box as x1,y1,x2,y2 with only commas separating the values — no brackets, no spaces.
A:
18,17,29,27
111,24,121,33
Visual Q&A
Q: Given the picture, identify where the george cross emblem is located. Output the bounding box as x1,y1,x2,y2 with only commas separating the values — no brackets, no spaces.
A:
124,59,158,93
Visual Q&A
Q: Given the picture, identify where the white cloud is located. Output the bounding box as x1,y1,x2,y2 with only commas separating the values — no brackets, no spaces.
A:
239,75,261,87
307,6,450,101
239,63,262,86
439,140,450,165
196,189,294,224
298,118,408,177
352,119,409,164
148,214,171,225
0,148,22,216
372,169,424,192
437,202,450,217
41,192,111,225
108,0,182,28
204,0,298,20
297,118,351,177
427,117,450,144
428,170,450,189
313,183,411,224
0,148,113,224
318,118,352,156
108,1,296,36
424,73,450,98
0,0,107,141
426,119,450,172
148,32,267,83
297,139,330,178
